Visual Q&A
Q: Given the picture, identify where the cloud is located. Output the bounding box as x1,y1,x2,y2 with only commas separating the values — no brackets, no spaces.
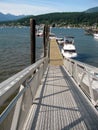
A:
0,2,58,15
0,1,97,15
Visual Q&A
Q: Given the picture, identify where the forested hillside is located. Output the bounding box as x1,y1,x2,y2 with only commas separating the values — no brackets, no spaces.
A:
85,6,98,13
0,12,98,27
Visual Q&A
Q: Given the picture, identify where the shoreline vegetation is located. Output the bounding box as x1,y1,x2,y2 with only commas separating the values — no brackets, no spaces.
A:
0,12,98,29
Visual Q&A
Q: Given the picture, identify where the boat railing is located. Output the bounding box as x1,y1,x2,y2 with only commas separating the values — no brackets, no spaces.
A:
63,57,98,106
0,57,49,130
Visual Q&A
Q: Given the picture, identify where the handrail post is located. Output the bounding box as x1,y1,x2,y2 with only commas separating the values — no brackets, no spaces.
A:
30,19,36,64
11,85,24,130
88,73,95,104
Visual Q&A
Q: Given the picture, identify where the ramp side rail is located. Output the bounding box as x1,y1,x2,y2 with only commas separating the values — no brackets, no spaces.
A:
63,57,98,106
0,57,48,130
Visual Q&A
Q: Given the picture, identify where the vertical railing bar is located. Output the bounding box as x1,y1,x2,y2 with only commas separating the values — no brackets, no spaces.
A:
11,85,24,130
0,85,27,124
75,62,78,83
88,72,95,104
79,71,85,85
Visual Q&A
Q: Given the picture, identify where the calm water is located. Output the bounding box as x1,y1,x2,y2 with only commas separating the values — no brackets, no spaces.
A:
0,27,44,82
0,27,98,82
52,27,98,67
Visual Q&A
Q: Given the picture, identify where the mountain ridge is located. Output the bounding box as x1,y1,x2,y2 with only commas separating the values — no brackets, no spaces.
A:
0,12,25,21
85,6,98,13
0,6,98,23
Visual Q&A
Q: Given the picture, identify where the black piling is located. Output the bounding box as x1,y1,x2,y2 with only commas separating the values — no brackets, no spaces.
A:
30,19,36,64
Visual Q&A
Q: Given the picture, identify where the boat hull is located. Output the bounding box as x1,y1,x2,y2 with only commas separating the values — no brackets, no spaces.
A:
61,49,77,58
94,34,98,39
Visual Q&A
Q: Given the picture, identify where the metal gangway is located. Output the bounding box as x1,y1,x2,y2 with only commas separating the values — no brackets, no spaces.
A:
0,37,98,129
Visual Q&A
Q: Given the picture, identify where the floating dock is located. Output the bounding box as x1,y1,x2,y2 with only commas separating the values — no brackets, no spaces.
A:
50,39,63,66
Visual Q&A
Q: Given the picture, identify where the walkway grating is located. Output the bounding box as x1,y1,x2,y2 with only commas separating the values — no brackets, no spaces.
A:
30,66,98,130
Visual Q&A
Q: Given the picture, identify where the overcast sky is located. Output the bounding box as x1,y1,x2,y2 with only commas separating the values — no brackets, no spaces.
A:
0,0,98,15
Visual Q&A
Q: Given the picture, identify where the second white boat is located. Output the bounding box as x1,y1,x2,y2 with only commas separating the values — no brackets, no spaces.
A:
61,36,77,58
94,33,98,39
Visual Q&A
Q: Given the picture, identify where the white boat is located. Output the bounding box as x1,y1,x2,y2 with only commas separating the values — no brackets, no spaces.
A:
61,36,77,58
56,37,64,45
36,29,43,37
93,33,98,39
49,33,56,39
49,33,64,46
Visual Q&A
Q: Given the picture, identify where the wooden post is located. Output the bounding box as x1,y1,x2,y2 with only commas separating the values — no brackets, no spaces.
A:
46,25,50,58
43,26,47,57
30,19,36,64
46,25,49,37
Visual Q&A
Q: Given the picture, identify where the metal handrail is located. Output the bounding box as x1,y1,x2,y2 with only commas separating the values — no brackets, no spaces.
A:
63,57,98,106
0,57,48,125
0,57,47,106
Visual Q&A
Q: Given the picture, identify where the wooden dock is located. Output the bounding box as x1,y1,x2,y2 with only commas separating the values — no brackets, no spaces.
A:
49,39,63,66
29,39,98,130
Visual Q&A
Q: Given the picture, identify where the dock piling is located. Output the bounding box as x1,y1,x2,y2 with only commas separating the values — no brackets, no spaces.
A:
43,25,49,57
30,19,36,64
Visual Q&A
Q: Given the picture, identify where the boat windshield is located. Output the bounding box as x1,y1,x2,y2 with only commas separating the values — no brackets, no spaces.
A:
65,40,73,44
64,36,74,44
64,50,76,53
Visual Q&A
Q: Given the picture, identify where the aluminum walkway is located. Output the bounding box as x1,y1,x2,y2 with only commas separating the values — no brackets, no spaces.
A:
30,65,98,130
